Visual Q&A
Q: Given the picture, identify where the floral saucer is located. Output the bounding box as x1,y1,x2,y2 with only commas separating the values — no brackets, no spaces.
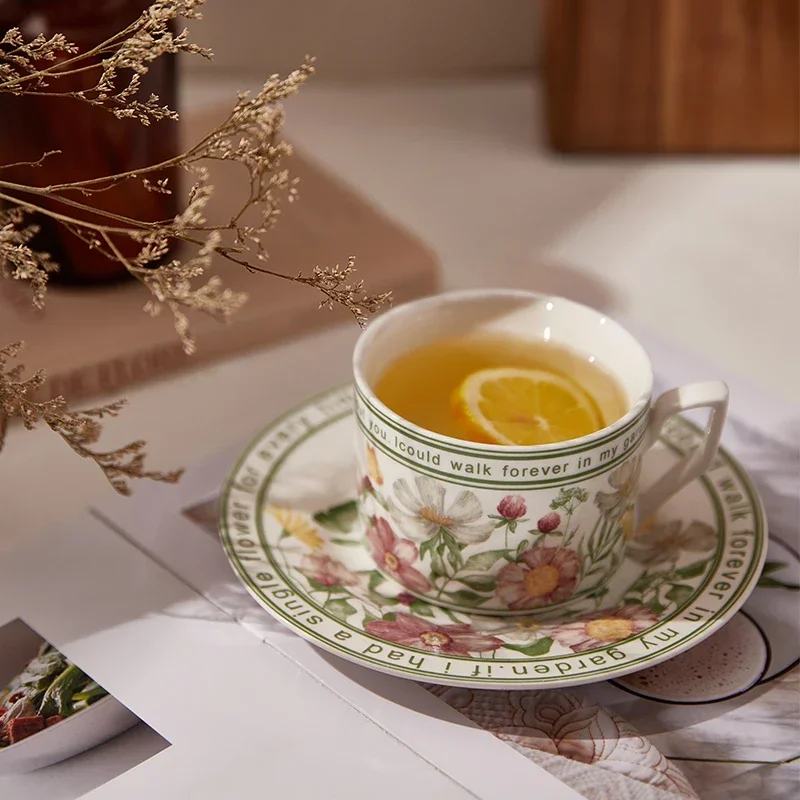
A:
219,386,767,689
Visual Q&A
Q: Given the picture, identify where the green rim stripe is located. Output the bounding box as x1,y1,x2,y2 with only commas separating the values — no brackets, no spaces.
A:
355,383,650,461
219,400,766,684
357,415,648,489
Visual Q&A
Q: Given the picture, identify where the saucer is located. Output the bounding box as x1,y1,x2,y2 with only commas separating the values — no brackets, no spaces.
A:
219,385,767,689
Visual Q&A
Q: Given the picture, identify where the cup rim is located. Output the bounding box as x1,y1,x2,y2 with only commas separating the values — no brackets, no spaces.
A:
353,288,654,455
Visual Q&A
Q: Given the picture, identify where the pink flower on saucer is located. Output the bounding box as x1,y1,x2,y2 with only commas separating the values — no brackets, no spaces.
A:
300,554,357,588
365,613,503,656
546,605,659,653
366,517,432,595
496,546,580,610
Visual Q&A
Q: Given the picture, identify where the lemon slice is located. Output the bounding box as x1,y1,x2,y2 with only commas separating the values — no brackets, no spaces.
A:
453,367,603,446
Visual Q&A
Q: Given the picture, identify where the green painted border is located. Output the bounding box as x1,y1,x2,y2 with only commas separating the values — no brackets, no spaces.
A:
219,385,766,686
355,384,651,461
357,415,648,489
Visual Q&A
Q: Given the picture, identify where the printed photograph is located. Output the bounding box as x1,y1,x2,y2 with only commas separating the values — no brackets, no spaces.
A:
0,619,169,796
182,497,220,539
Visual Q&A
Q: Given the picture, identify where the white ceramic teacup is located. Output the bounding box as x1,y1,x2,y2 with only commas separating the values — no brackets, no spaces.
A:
353,290,728,615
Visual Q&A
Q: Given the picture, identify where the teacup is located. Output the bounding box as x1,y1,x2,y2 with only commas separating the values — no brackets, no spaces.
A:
353,290,728,615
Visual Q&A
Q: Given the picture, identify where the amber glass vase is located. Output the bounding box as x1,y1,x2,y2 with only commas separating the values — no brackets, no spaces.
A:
0,0,179,285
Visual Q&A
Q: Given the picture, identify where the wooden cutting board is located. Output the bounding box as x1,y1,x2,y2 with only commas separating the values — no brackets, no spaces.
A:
544,0,800,153
0,106,440,404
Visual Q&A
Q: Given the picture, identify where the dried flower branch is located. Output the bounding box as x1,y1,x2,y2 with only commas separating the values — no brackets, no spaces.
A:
0,53,389,346
0,343,183,494
0,1,210,125
0,207,57,309
0,0,391,494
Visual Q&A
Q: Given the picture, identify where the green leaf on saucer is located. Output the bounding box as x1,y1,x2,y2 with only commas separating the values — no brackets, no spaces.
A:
443,589,488,607
382,612,397,622
306,577,343,592
459,575,498,593
326,598,357,621
503,637,553,657
330,537,363,547
368,571,385,592
463,550,507,572
648,599,667,614
314,500,359,533
665,583,694,608
410,600,435,618
368,592,398,606
362,611,379,625
760,560,788,576
674,559,710,580
628,573,656,594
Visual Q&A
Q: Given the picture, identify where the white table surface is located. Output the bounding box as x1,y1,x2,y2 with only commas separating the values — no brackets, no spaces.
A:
2,75,798,546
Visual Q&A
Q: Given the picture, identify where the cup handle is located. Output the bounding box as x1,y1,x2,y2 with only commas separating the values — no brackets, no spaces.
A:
637,381,729,522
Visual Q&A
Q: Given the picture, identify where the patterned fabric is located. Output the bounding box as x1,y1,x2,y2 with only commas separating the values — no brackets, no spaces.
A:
426,686,698,799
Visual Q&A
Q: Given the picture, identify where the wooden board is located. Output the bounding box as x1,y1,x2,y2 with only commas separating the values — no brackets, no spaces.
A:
0,106,440,403
543,0,800,153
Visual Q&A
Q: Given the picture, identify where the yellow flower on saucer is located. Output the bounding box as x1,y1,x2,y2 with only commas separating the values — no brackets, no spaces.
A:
620,507,657,540
266,506,323,551
366,443,384,486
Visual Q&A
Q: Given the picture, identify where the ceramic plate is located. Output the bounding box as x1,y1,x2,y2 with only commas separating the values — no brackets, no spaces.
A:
0,620,138,775
219,386,767,689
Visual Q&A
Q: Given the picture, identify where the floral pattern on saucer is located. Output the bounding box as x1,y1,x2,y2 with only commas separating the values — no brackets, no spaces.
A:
219,384,767,688
262,494,715,660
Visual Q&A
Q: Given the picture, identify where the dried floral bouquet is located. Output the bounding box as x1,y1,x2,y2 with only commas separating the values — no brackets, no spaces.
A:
0,0,389,493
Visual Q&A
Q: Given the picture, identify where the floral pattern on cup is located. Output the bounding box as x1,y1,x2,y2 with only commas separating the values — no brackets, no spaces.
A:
594,457,642,522
365,516,431,595
496,546,581,610
389,476,495,545
350,456,639,612
365,443,384,487
536,511,561,533
364,613,504,656
496,495,527,521
275,443,718,632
